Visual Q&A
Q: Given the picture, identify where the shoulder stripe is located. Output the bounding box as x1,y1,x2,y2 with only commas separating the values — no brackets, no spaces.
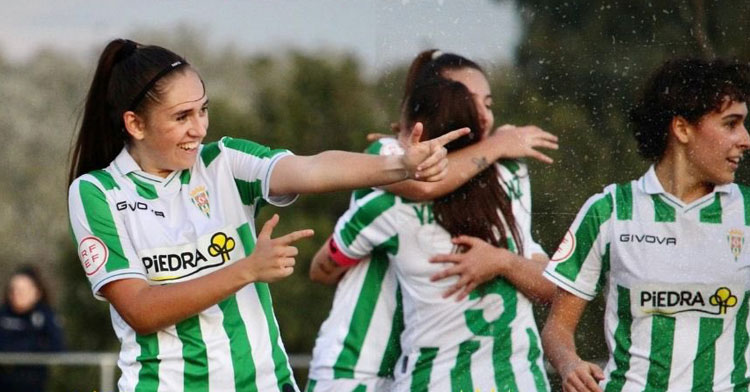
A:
224,137,287,159
650,195,676,223
500,159,521,174
364,140,384,155
126,173,158,200
339,193,397,247
89,170,120,190
235,178,262,206
78,180,129,272
553,193,613,282
615,183,632,221
180,169,191,185
699,194,722,224
200,141,222,167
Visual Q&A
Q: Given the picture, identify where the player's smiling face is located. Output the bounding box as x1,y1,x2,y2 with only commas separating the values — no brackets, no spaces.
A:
686,99,749,185
130,69,209,178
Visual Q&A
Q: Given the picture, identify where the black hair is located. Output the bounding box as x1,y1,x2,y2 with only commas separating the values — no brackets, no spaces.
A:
68,39,192,185
630,58,750,161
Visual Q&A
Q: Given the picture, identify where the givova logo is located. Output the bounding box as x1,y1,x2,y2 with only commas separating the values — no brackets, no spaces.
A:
140,231,240,283
638,285,738,316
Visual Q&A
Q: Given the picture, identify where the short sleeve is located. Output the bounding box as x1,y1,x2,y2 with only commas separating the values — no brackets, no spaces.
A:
68,176,147,300
332,189,399,262
217,137,298,207
543,187,615,301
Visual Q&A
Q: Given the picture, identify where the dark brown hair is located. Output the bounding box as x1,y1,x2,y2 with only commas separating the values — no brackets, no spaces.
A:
4,265,51,307
400,49,484,109
630,58,750,161
68,39,191,185
404,79,522,253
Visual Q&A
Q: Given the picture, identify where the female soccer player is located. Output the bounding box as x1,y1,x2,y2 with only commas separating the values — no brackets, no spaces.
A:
542,58,750,392
66,38,464,392
306,49,558,392
309,75,556,391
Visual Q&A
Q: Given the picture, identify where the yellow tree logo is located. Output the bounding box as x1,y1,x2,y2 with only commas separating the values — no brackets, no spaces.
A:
709,287,737,315
208,232,235,262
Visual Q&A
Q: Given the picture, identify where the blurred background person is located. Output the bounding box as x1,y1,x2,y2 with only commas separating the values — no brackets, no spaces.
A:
0,265,65,392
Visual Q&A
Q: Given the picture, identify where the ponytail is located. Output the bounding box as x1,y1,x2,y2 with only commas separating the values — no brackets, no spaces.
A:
399,49,484,113
68,39,188,186
404,79,523,254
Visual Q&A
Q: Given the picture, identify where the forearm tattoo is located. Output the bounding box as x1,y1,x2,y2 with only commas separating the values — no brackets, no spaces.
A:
471,156,490,170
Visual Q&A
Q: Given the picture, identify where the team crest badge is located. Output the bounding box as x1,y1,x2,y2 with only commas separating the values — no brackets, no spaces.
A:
728,229,744,262
190,186,211,218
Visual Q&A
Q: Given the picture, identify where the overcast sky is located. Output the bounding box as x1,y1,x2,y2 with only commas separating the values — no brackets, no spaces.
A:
0,0,521,71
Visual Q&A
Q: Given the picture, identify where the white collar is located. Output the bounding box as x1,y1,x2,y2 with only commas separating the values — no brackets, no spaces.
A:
639,164,732,196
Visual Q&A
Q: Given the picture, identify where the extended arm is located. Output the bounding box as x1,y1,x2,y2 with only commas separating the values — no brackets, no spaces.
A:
269,124,469,196
429,235,556,303
101,214,312,334
380,125,558,201
542,289,604,392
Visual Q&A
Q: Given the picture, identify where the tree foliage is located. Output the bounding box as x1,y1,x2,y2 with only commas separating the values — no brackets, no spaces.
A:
2,2,750,389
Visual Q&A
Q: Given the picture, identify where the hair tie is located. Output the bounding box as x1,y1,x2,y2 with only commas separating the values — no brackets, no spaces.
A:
128,60,187,111
431,50,444,60
114,40,138,65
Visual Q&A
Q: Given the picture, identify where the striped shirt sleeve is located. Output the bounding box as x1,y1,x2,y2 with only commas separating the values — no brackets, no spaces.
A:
219,136,298,207
332,189,399,262
68,176,146,300
544,186,615,300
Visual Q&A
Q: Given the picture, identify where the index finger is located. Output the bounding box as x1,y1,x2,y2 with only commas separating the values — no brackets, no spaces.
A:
274,229,315,245
432,127,470,147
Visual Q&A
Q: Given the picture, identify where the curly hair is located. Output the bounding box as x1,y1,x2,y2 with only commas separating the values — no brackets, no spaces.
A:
630,58,750,161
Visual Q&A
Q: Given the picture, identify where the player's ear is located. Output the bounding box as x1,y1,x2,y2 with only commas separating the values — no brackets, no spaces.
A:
123,111,146,141
670,115,691,144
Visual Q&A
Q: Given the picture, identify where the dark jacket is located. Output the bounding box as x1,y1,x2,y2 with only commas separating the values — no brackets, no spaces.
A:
0,302,64,392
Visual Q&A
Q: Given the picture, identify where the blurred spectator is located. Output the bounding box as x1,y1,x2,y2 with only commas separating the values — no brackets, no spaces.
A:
0,265,64,391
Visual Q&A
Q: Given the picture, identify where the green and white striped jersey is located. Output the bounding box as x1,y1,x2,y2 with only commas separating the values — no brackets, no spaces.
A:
545,166,750,391
331,158,549,392
68,138,299,392
307,138,404,392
